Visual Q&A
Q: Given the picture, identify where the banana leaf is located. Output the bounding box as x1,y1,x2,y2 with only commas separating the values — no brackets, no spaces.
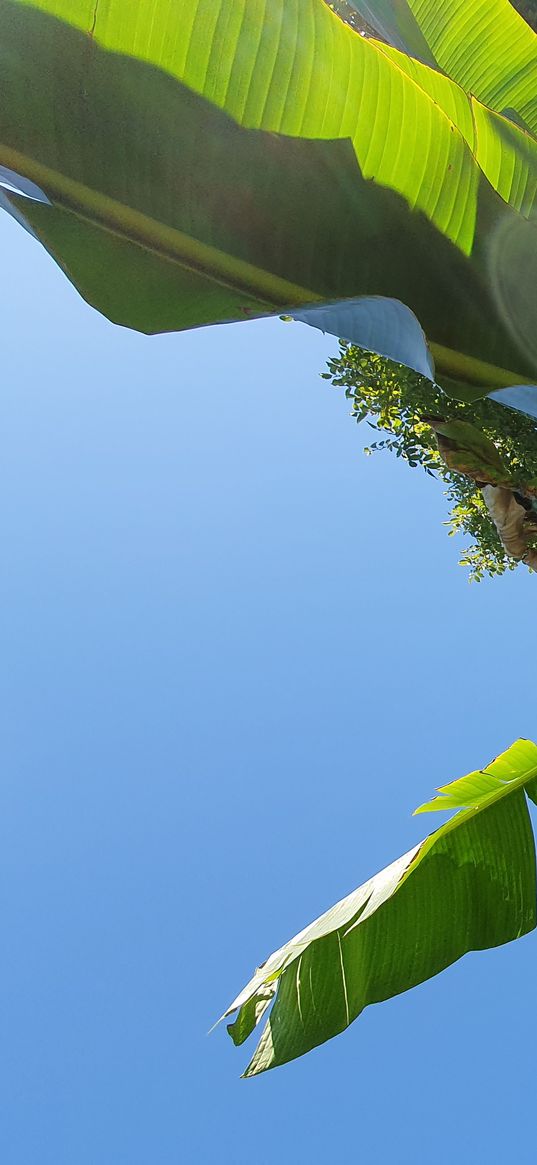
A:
0,0,536,405
342,0,537,133
222,739,537,1076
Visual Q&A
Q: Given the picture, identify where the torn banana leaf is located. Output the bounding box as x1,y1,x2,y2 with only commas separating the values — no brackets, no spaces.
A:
223,739,537,1076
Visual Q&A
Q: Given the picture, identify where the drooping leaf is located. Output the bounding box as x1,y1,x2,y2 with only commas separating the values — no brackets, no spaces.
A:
425,418,512,483
223,739,537,1075
291,298,435,379
1,0,537,402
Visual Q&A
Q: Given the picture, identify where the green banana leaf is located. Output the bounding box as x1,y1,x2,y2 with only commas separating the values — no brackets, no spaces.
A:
342,0,537,135
331,0,438,64
1,0,536,402
222,739,537,1076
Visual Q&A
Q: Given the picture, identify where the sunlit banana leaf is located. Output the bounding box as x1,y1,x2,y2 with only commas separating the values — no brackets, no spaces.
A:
1,0,537,403
222,739,537,1076
342,0,537,133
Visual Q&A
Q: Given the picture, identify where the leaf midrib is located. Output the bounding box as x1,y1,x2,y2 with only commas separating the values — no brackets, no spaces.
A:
2,141,535,388
0,142,320,311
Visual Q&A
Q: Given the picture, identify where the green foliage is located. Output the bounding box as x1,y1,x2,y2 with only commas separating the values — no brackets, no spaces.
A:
323,343,537,581
2,0,537,394
224,740,537,1075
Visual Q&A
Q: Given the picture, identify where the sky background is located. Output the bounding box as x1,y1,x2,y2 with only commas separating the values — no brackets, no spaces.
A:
1,207,536,1164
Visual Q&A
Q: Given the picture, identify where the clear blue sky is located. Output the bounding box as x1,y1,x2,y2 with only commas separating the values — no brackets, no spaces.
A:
1,208,536,1164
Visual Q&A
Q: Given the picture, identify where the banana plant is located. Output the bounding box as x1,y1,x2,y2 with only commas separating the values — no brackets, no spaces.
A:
0,0,536,411
221,739,537,1076
3,0,537,1076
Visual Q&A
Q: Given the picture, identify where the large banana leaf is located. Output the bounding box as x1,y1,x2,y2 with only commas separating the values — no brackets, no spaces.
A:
1,0,537,402
222,739,537,1076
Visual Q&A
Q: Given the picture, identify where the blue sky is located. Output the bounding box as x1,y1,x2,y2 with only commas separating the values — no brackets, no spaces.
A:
1,208,536,1164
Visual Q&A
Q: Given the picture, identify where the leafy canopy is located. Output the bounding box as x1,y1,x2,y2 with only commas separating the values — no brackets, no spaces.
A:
324,344,537,580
